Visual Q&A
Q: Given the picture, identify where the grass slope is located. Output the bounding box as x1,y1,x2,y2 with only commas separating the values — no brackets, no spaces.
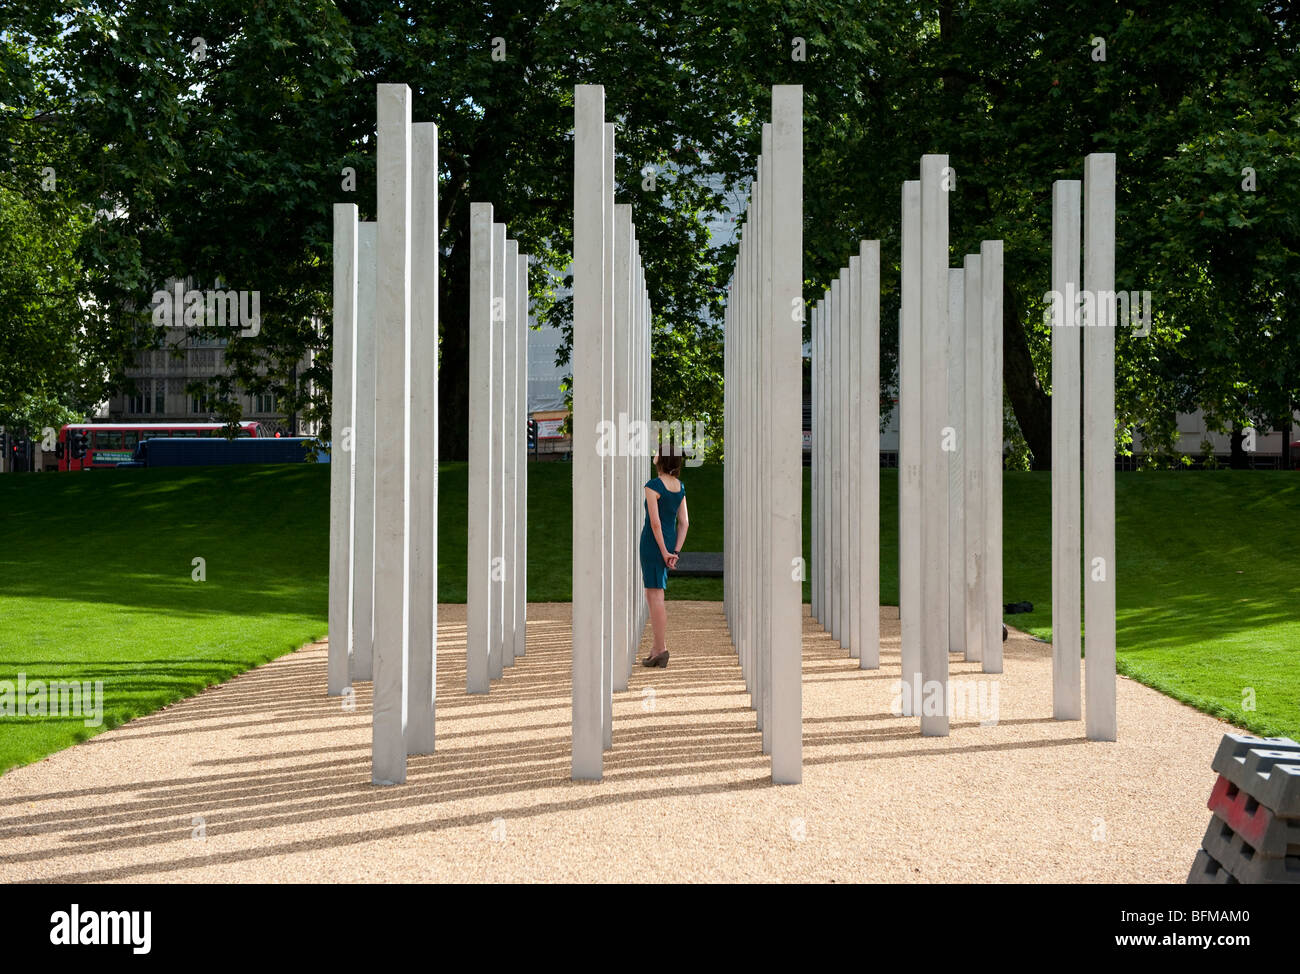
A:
1,463,1295,773
0,464,330,773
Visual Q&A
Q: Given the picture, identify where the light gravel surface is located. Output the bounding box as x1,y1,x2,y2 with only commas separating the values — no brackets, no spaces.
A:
0,602,1235,883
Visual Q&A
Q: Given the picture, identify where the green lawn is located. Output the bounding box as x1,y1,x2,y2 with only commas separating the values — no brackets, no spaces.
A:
0,464,332,773
997,471,1300,743
1,462,1296,773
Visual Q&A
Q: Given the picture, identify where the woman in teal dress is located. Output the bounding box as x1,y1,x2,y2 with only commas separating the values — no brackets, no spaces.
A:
640,444,690,667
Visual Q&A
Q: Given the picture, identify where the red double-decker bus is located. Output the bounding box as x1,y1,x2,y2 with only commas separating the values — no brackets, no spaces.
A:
58,422,262,470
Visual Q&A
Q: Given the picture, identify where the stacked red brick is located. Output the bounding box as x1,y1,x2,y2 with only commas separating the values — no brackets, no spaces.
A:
1188,733,1300,883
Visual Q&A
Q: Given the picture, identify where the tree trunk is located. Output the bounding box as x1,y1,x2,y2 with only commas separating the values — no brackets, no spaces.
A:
1229,423,1247,469
1002,282,1052,469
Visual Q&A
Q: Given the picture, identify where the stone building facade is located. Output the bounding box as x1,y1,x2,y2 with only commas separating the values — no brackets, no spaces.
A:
103,324,316,437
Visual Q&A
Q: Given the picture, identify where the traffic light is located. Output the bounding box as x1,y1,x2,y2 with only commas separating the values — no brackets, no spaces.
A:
71,430,89,460
527,419,538,452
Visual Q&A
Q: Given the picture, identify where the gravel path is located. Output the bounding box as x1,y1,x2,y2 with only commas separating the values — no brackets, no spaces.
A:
0,602,1235,883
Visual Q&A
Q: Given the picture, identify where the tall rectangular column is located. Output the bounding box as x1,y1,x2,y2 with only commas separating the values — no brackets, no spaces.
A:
947,266,965,657
601,122,615,751
1084,153,1117,742
816,284,826,626
815,298,824,624
490,222,506,682
1052,181,1082,715
329,203,358,696
749,231,758,698
962,253,984,664
746,214,757,706
467,202,494,695
743,227,754,691
613,204,633,691
352,222,378,683
724,291,729,626
372,83,412,785
754,156,759,738
919,154,950,736
899,181,922,708
858,240,881,669
811,299,821,623
572,85,605,780
751,219,759,704
747,229,755,699
847,254,862,660
839,269,851,648
757,134,772,748
406,121,438,753
638,265,650,649
623,240,635,682
769,84,803,783
632,245,645,673
732,251,742,673
724,295,732,630
629,243,640,679
829,275,842,647
516,254,529,662
980,240,1004,674
502,237,519,671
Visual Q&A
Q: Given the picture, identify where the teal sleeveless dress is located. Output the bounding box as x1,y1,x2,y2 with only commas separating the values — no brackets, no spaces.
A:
639,476,686,589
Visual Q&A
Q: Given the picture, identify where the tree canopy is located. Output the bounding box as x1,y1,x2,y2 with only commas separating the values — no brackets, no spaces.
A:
1,0,1295,467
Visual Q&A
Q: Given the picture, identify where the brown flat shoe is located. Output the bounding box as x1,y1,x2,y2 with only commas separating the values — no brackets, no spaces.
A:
642,651,669,668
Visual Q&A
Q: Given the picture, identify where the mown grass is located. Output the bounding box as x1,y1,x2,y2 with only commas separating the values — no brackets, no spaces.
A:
2,462,1295,773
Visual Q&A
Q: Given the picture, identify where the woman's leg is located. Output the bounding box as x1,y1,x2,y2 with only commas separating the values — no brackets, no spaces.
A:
645,587,668,657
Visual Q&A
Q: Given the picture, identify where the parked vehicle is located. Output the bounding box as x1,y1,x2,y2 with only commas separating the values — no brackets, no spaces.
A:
124,436,323,468
59,422,261,470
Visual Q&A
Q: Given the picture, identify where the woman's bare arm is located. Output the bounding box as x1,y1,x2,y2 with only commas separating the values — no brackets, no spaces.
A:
674,497,690,554
645,485,672,563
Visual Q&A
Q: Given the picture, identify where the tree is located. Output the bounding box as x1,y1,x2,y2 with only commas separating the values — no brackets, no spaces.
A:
0,21,106,434
854,0,1300,468
0,187,100,433
6,0,1296,470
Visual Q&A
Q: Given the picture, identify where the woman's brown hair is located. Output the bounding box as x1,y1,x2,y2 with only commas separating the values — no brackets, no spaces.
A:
655,441,683,477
